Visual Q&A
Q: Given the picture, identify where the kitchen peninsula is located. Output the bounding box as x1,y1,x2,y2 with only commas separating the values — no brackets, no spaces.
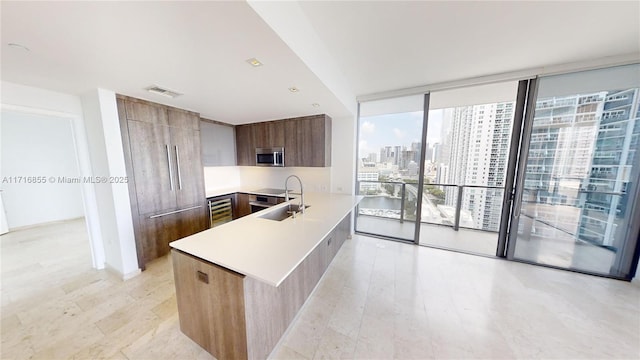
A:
170,192,362,359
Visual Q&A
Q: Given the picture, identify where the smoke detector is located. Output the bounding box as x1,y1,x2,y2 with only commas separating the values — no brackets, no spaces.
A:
145,85,183,98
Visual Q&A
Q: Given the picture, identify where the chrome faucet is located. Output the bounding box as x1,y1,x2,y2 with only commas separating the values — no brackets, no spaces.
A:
285,175,304,214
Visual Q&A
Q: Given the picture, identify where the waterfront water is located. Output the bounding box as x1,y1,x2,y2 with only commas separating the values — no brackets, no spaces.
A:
359,195,401,210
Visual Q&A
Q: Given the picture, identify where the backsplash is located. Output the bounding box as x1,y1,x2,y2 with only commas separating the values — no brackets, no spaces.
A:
203,166,331,193
239,167,331,192
203,166,242,190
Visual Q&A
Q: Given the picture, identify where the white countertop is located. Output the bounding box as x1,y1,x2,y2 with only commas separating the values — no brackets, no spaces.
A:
205,187,289,198
205,187,243,198
170,192,362,287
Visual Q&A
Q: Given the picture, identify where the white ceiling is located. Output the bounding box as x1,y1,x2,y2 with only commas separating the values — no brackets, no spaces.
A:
2,1,639,125
0,1,351,124
298,1,640,96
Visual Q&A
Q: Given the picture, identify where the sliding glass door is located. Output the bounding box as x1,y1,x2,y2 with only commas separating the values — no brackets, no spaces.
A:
507,64,640,278
354,64,640,279
419,82,520,255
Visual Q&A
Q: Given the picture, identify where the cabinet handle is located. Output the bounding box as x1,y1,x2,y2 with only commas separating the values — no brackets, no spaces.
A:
166,145,174,191
327,237,332,246
175,145,183,190
149,205,203,219
197,270,209,284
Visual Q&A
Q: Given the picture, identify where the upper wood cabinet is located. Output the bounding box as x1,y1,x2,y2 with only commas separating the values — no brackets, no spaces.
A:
235,114,331,167
168,109,199,130
235,124,254,166
253,121,285,149
285,115,331,167
124,100,168,125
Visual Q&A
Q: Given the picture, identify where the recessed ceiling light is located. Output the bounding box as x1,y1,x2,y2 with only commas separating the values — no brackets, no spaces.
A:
289,87,299,93
7,43,30,52
312,103,320,107
145,85,182,98
246,58,263,67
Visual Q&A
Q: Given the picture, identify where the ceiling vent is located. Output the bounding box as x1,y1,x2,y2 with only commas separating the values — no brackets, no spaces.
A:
145,85,183,98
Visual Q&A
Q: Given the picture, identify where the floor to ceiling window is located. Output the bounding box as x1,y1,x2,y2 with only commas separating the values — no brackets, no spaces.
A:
419,82,519,256
355,63,640,280
355,95,424,242
507,64,640,278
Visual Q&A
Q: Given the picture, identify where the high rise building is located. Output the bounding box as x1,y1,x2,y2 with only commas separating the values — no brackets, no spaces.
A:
439,102,515,229
411,142,422,162
399,149,417,170
577,89,640,247
431,143,440,164
522,88,640,248
393,145,403,166
379,146,391,164
522,93,602,242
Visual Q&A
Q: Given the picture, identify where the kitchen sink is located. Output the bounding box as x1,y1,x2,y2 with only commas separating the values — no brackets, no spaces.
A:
258,204,310,221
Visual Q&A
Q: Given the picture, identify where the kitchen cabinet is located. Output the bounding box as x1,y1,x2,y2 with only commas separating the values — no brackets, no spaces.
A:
327,214,350,264
235,114,331,167
171,211,352,360
169,117,205,208
140,206,208,261
118,95,208,268
200,119,236,166
172,250,248,359
285,114,331,167
253,121,284,149
234,193,252,218
126,116,175,215
235,124,254,166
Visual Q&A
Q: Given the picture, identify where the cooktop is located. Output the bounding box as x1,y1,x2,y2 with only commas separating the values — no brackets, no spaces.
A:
253,188,286,195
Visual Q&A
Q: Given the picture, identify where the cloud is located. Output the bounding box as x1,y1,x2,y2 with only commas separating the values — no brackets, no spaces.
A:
359,140,372,155
361,121,375,134
393,128,405,139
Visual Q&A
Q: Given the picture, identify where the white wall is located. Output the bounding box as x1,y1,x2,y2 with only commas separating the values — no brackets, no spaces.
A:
330,115,357,195
0,111,84,228
1,81,105,269
1,81,84,115
81,89,139,279
1,81,140,279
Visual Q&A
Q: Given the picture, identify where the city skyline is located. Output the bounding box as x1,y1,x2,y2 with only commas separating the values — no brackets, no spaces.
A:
358,109,445,159
356,87,640,247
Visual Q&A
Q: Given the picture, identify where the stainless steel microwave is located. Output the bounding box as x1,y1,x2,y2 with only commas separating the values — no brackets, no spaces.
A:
256,147,284,167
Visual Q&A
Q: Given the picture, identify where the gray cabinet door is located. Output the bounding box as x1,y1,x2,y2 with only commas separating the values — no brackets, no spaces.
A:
201,121,236,166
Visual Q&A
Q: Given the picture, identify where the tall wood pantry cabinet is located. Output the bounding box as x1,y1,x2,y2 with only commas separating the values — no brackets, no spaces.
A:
117,95,208,269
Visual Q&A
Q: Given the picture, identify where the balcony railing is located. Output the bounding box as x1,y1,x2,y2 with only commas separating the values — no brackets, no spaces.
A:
356,180,504,232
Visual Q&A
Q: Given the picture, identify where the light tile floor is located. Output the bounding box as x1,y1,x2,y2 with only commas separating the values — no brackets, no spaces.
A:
2,219,639,359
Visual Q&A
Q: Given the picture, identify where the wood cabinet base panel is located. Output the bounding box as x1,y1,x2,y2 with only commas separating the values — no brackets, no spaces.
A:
172,212,352,360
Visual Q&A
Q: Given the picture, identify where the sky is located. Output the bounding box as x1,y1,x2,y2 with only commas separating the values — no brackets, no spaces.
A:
359,109,444,157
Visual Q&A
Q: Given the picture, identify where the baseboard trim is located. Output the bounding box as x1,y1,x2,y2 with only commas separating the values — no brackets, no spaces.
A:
6,216,85,232
105,263,141,281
